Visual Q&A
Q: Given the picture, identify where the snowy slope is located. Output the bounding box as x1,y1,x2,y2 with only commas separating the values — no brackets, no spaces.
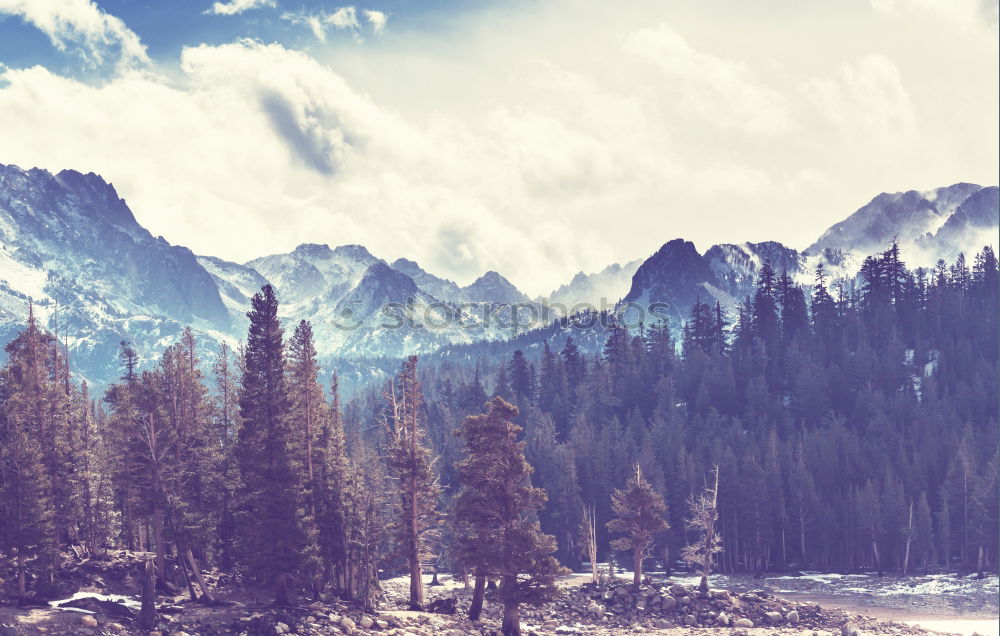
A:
0,162,234,386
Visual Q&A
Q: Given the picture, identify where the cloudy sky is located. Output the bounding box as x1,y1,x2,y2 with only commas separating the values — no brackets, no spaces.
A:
0,0,997,295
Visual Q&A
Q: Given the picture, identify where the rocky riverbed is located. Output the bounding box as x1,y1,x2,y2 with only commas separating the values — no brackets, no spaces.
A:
0,554,994,636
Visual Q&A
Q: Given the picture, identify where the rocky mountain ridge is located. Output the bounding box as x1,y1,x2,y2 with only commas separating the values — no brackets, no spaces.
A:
0,160,995,388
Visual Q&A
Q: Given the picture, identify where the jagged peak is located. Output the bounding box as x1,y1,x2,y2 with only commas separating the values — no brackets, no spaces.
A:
332,243,376,261
291,242,333,258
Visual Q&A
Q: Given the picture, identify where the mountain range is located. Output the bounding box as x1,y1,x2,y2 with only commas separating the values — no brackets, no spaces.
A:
0,162,995,388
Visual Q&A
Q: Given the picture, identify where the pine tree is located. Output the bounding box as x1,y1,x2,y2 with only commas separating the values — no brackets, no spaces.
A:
286,320,326,595
0,311,56,597
383,356,440,610
234,284,304,604
317,372,349,597
455,397,566,636
607,465,668,585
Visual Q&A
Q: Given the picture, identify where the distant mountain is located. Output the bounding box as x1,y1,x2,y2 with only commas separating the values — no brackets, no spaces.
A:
619,182,998,324
0,160,994,387
462,271,530,305
545,260,641,311
704,241,803,306
805,183,981,257
246,243,379,305
622,239,721,323
920,186,999,260
0,162,231,385
390,257,467,303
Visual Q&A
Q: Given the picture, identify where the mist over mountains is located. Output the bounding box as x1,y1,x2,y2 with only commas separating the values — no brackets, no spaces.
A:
0,161,995,388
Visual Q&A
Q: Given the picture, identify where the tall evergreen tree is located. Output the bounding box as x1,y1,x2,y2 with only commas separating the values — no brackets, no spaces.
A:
234,284,304,605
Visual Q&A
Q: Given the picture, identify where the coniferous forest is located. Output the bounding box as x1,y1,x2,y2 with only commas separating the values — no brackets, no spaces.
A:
1,243,997,630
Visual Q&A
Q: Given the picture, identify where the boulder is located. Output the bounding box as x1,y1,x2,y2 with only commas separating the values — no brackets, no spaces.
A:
80,615,99,628
427,598,458,614
787,609,800,625
586,601,604,618
359,616,374,629
716,612,730,626
766,611,784,624
660,596,677,611
669,584,688,597
340,616,356,632
842,621,862,636
733,617,754,628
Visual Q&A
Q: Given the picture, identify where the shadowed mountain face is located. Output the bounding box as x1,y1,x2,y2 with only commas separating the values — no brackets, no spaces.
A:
0,160,995,387
623,239,720,321
0,163,232,384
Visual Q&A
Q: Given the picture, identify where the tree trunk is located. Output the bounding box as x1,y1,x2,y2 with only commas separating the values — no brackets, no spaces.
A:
137,559,157,630
501,575,520,636
632,546,642,586
186,548,215,603
408,548,423,610
408,395,424,611
153,506,165,585
468,571,486,620
275,573,290,606
799,511,807,566
902,502,913,576
16,548,26,599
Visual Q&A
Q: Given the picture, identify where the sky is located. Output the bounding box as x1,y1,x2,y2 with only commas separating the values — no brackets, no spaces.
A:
0,0,997,296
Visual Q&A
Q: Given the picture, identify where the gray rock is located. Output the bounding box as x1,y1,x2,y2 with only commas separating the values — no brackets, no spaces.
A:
669,584,688,597
716,612,730,626
682,614,696,626
733,617,754,628
842,621,862,636
766,611,784,624
359,616,374,629
787,609,800,625
660,596,677,611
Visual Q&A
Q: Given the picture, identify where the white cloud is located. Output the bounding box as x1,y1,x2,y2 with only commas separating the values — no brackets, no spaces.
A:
281,6,387,41
205,0,276,17
0,0,149,70
623,22,792,136
871,0,998,33
0,1,995,295
363,9,387,33
802,54,917,142
326,6,358,29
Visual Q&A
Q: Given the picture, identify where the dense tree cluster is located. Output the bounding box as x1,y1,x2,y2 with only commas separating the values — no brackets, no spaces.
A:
0,245,996,634
374,244,999,578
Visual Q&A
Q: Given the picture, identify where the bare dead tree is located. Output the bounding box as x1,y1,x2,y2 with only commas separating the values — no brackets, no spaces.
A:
580,504,598,584
681,466,722,594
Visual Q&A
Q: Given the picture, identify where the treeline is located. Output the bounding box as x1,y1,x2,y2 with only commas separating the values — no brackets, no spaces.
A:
0,244,997,627
343,244,1000,577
